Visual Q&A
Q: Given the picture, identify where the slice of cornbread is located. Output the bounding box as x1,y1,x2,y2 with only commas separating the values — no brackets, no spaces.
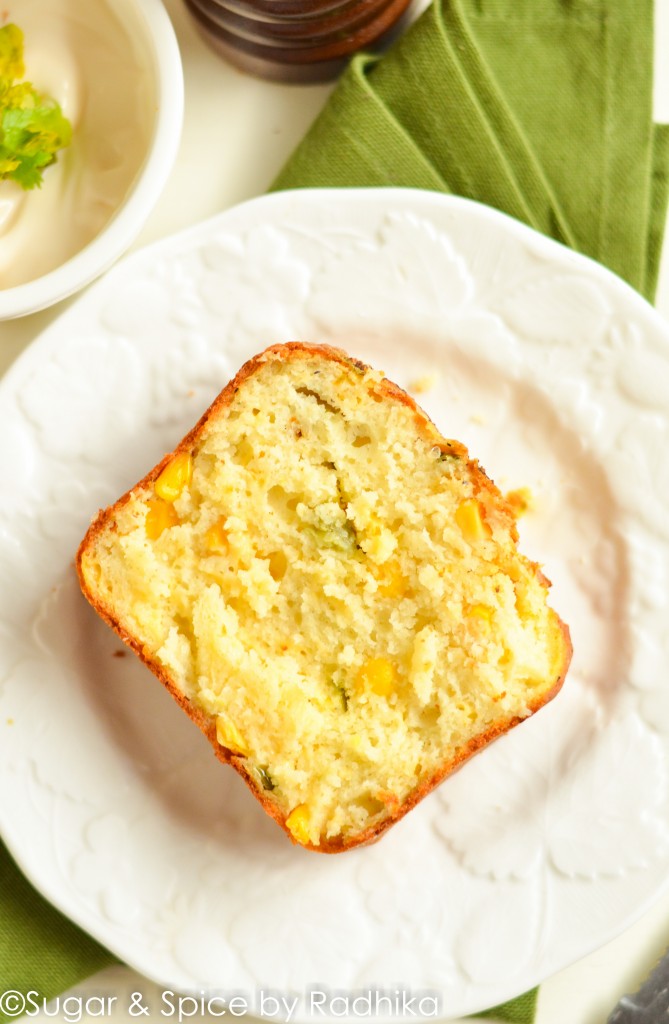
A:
77,343,571,852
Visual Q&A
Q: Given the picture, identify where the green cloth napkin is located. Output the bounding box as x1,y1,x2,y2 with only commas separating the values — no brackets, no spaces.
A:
273,0,669,303
477,991,537,1023
0,840,117,1017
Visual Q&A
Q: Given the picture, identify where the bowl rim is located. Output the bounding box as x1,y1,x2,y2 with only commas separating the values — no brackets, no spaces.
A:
0,0,184,320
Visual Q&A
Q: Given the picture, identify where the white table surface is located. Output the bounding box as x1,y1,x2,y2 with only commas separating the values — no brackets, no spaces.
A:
3,0,669,1021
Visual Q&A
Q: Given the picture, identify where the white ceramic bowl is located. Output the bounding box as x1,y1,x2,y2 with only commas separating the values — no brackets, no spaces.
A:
0,0,183,320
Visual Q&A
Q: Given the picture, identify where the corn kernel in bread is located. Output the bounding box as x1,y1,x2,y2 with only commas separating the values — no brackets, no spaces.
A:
77,343,571,853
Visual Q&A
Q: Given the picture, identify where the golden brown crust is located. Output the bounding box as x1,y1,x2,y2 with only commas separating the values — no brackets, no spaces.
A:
76,342,571,854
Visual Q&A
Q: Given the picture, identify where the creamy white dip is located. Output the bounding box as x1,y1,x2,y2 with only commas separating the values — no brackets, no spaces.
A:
0,0,155,289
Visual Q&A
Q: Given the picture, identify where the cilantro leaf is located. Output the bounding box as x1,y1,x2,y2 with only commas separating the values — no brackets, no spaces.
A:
0,23,24,81
0,23,72,189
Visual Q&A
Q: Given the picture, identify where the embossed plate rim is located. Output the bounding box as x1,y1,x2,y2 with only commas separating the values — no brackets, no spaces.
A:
1,188,669,1020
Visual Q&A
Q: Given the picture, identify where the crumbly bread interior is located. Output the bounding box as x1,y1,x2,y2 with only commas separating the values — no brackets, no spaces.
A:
79,348,568,848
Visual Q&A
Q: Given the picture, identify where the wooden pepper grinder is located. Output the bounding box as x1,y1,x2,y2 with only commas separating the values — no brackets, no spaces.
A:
182,0,415,83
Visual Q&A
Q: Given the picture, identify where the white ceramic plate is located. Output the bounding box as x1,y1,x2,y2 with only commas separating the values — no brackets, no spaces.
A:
2,189,669,1021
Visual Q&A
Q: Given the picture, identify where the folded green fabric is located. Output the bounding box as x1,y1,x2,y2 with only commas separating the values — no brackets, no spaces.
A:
0,840,117,1021
477,989,538,1023
273,0,669,303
